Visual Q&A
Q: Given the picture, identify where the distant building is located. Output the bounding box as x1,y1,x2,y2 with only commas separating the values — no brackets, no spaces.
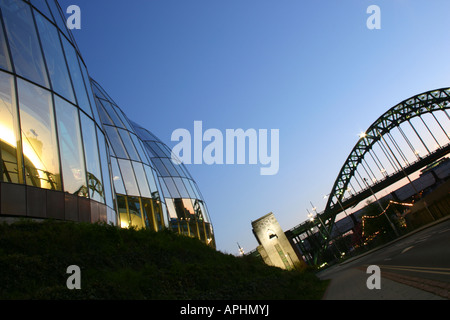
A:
251,212,307,270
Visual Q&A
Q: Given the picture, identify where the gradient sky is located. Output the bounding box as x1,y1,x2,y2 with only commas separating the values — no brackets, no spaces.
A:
59,0,450,254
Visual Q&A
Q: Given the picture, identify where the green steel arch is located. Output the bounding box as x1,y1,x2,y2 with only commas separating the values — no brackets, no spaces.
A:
325,87,450,215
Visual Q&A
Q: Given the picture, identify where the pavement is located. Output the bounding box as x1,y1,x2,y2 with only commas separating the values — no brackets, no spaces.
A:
317,216,450,300
320,265,446,300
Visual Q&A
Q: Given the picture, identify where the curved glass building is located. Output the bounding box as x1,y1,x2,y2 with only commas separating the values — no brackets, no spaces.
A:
0,0,215,248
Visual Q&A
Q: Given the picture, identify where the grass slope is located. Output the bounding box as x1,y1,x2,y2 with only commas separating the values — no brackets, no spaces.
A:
0,220,328,300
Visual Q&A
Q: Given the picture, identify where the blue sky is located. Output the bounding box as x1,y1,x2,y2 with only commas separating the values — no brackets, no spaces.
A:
59,0,450,254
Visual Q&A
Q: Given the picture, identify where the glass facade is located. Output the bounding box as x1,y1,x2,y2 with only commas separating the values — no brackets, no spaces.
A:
0,0,215,248
0,0,114,224
132,122,215,247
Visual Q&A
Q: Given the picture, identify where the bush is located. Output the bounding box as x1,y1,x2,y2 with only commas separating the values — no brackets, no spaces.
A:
0,220,328,300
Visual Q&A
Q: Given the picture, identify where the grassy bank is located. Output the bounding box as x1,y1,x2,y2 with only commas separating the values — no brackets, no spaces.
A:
0,220,328,300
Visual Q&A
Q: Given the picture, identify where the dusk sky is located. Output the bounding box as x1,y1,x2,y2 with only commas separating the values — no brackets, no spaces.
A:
59,0,450,254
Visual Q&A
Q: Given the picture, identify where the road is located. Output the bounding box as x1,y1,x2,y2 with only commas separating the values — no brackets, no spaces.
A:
317,217,450,299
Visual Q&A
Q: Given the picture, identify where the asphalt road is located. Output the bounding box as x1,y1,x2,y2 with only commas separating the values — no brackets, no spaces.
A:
317,217,450,299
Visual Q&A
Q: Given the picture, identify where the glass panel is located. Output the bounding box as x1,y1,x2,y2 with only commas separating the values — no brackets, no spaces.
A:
100,99,124,128
97,128,114,207
131,133,149,164
91,81,108,100
80,113,104,202
0,71,19,183
143,165,158,194
55,96,87,196
45,0,69,40
127,196,145,229
18,78,60,190
142,141,156,157
118,128,140,161
60,36,92,116
0,16,12,71
166,199,177,220
149,141,168,158
79,57,100,123
199,201,210,223
1,0,49,87
118,158,140,196
131,161,151,198
104,126,128,159
162,158,181,177
173,177,189,198
163,177,181,198
35,12,75,103
95,99,114,125
141,198,156,231
158,175,171,200
115,107,134,131
117,194,128,228
110,157,125,195
152,158,170,177
188,179,201,199
182,178,197,199
30,0,52,20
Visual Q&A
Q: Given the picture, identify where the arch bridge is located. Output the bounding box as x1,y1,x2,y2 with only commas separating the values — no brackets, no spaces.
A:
286,88,450,265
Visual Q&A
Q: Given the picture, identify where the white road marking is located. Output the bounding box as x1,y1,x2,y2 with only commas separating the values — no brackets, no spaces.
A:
401,246,414,254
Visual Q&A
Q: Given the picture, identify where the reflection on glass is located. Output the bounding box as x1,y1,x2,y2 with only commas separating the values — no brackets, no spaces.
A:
30,0,52,19
0,16,11,71
110,157,125,195
45,0,70,40
35,12,75,103
105,126,128,159
143,165,158,194
132,161,151,198
100,99,124,128
118,158,140,196
117,194,128,228
141,198,156,231
127,196,145,229
55,96,87,196
131,133,148,163
118,128,140,161
80,113,104,202
0,71,19,183
61,36,92,116
97,127,114,207
1,0,49,87
18,78,61,190
163,177,180,198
